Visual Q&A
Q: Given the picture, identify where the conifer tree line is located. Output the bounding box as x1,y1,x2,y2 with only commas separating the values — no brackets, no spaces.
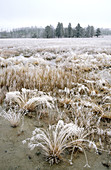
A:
0,22,111,38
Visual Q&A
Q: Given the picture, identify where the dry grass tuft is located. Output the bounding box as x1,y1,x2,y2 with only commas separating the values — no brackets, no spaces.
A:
23,120,98,166
5,88,55,112
0,107,23,128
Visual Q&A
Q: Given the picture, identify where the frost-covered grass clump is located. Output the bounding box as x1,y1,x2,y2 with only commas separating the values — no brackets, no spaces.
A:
23,120,98,166
5,88,55,112
0,107,23,128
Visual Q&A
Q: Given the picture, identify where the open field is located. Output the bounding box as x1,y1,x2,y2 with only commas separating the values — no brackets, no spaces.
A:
0,37,111,169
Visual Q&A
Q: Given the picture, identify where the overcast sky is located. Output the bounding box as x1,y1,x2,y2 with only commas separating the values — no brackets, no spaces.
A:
0,0,111,30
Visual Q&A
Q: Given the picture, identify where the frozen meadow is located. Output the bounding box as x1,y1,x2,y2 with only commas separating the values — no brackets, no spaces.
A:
0,36,111,169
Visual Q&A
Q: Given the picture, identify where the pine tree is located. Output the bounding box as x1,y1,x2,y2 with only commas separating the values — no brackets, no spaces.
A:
56,22,64,38
67,23,73,38
85,25,91,37
45,25,55,38
64,28,68,37
75,23,82,37
45,26,51,38
96,28,101,37
90,26,94,37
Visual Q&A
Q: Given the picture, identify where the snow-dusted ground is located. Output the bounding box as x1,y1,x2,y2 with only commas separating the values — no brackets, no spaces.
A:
0,36,111,49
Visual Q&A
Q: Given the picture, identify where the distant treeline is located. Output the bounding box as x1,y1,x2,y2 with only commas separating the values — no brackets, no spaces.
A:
0,23,111,38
